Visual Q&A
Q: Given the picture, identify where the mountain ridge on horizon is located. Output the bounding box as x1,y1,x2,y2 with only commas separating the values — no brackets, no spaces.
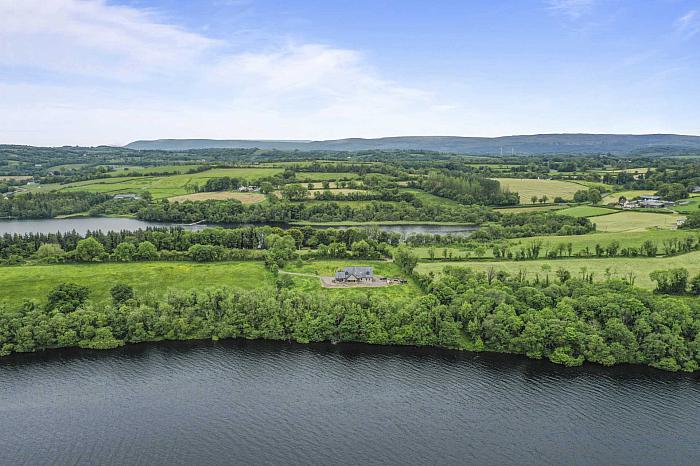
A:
124,133,700,155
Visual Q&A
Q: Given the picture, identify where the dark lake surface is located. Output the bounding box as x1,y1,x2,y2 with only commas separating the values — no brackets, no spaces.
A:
0,218,477,236
316,223,479,236
0,218,187,235
1,340,699,465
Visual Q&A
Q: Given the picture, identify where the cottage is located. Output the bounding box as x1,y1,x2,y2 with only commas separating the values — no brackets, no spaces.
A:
334,266,374,282
113,193,141,200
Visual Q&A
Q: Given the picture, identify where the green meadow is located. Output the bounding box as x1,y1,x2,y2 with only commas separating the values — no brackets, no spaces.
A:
415,250,700,290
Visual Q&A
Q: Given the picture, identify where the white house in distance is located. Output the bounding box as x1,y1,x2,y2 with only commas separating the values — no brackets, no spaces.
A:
334,266,374,282
621,195,675,209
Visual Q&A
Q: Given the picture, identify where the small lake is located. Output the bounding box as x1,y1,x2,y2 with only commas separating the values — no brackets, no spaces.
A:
0,218,478,236
312,223,479,236
0,341,698,465
0,218,192,235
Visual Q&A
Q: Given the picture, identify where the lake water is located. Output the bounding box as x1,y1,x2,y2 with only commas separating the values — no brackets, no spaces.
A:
312,223,478,236
0,218,477,236
1,341,698,465
0,218,186,235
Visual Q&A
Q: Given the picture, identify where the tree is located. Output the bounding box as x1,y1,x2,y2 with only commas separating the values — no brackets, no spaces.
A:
587,188,602,204
351,240,371,258
136,241,159,260
46,282,90,313
656,183,687,201
281,184,309,201
690,274,700,295
112,242,136,262
35,243,65,263
650,268,688,294
74,237,105,262
111,284,135,307
393,246,418,275
259,181,275,194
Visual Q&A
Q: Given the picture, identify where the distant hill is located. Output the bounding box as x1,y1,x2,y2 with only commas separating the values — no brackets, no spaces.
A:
124,134,700,154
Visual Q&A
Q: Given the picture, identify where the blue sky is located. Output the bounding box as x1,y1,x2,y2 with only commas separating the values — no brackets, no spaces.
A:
1,0,699,145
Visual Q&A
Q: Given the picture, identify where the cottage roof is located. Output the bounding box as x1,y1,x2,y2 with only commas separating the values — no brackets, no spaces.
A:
343,266,373,277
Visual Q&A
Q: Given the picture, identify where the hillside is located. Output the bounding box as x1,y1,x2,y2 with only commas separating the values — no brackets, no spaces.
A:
124,134,700,154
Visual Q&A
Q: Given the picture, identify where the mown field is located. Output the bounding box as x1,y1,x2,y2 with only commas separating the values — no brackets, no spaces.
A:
494,204,567,213
168,192,267,203
0,260,417,306
0,262,272,305
601,190,656,204
415,250,700,290
592,211,683,232
492,178,584,203
52,167,285,199
554,205,617,218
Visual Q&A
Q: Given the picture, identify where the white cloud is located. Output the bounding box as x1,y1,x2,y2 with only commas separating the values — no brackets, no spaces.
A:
0,0,463,145
674,10,700,40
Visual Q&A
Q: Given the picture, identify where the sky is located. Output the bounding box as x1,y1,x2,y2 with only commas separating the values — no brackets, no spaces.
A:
0,0,699,146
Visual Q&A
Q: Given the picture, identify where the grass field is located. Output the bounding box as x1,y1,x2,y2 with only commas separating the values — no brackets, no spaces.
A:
592,211,683,232
671,198,700,214
0,175,32,181
492,178,583,203
54,167,285,199
399,188,464,207
415,250,700,290
494,204,568,213
602,190,657,204
0,262,272,306
0,260,419,306
408,229,700,260
555,205,618,218
168,192,267,203
294,172,360,181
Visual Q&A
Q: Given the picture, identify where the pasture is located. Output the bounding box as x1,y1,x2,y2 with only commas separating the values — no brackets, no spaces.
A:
495,204,567,213
602,190,657,204
415,250,700,290
408,229,699,260
555,205,617,218
592,211,684,232
168,192,267,203
294,172,360,181
51,167,285,199
0,262,272,306
492,178,583,203
0,260,419,307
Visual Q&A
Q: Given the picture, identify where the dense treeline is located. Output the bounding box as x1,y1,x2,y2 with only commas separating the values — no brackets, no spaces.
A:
1,266,699,372
137,199,496,224
312,188,416,203
472,212,594,240
415,173,519,206
415,267,700,371
0,226,401,263
0,192,112,219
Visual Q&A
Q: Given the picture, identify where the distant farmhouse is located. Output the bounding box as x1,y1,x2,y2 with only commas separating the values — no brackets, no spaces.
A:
238,185,260,192
334,266,374,282
113,193,141,200
621,195,675,209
